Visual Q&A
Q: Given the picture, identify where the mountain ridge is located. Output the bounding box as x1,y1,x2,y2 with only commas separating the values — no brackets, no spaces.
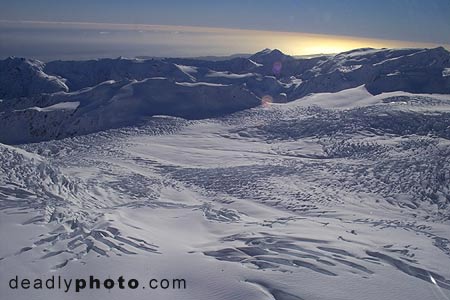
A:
0,47,449,144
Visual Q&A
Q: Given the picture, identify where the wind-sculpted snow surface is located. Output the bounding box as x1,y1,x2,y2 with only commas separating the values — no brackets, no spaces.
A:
1,50,450,300
1,47,450,143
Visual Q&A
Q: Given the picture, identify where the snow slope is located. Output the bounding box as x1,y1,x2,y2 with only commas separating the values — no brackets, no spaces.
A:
0,57,68,99
1,87,450,300
1,48,450,300
44,57,194,90
0,78,259,143
1,47,449,143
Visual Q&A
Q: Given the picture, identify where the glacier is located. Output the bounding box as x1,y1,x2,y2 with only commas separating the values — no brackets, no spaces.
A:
0,48,450,300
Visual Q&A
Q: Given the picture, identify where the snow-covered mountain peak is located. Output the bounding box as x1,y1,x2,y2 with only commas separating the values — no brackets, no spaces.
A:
0,57,68,99
1,47,450,300
0,47,449,143
249,48,293,64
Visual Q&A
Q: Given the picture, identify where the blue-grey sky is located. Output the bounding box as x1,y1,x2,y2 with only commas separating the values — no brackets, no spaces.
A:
1,0,450,60
1,0,450,44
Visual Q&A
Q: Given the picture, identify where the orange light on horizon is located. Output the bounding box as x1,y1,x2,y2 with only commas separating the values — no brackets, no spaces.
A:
1,20,448,58
269,32,449,56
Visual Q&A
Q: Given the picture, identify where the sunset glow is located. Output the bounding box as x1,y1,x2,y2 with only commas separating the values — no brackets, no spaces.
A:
1,20,448,60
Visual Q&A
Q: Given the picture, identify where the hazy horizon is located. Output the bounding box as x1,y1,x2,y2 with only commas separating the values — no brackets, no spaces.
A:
1,19,449,61
1,0,450,61
2,0,450,43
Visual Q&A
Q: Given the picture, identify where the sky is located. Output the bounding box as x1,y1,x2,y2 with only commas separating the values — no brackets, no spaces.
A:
0,0,449,60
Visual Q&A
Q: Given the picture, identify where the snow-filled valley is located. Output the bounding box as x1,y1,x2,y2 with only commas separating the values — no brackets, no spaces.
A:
1,48,450,300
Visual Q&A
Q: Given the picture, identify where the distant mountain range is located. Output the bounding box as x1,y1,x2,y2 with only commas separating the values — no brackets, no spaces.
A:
0,47,449,143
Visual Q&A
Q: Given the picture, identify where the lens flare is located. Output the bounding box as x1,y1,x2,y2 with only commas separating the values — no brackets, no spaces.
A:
261,95,273,108
272,61,282,75
428,273,450,300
